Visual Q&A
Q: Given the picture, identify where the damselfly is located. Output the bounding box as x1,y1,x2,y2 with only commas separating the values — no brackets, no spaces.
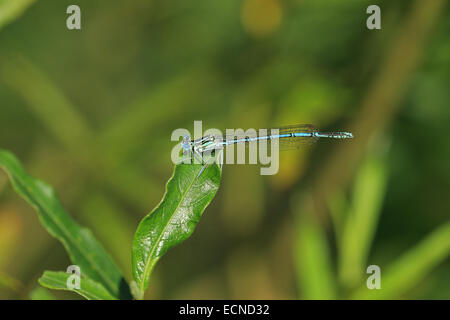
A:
180,124,353,175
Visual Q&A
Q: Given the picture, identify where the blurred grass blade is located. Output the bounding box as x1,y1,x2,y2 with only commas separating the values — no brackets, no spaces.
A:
294,197,337,299
0,0,35,31
0,56,160,211
338,152,388,288
132,162,221,299
39,271,116,300
79,194,135,276
0,270,23,293
0,149,132,299
352,222,450,299
101,69,218,164
0,57,94,153
29,286,55,300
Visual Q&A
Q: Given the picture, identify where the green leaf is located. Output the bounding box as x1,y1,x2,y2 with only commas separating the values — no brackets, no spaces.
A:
0,149,132,299
39,271,116,300
352,222,450,299
132,162,221,299
0,0,36,31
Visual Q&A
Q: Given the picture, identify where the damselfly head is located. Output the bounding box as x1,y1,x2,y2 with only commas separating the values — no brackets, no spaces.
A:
182,135,192,151
341,132,354,139
344,132,353,139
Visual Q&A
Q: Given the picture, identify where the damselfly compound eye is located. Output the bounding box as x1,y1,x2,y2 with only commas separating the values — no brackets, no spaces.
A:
182,135,191,151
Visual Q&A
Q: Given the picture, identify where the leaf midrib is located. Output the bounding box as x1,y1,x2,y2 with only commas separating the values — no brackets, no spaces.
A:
138,165,202,292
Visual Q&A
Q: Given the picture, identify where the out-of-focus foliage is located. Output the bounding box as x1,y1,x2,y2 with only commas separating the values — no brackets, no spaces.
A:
0,0,449,299
0,149,131,299
29,286,55,300
0,0,35,31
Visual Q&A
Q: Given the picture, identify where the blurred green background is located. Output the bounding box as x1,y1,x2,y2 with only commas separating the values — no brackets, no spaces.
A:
0,0,449,299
